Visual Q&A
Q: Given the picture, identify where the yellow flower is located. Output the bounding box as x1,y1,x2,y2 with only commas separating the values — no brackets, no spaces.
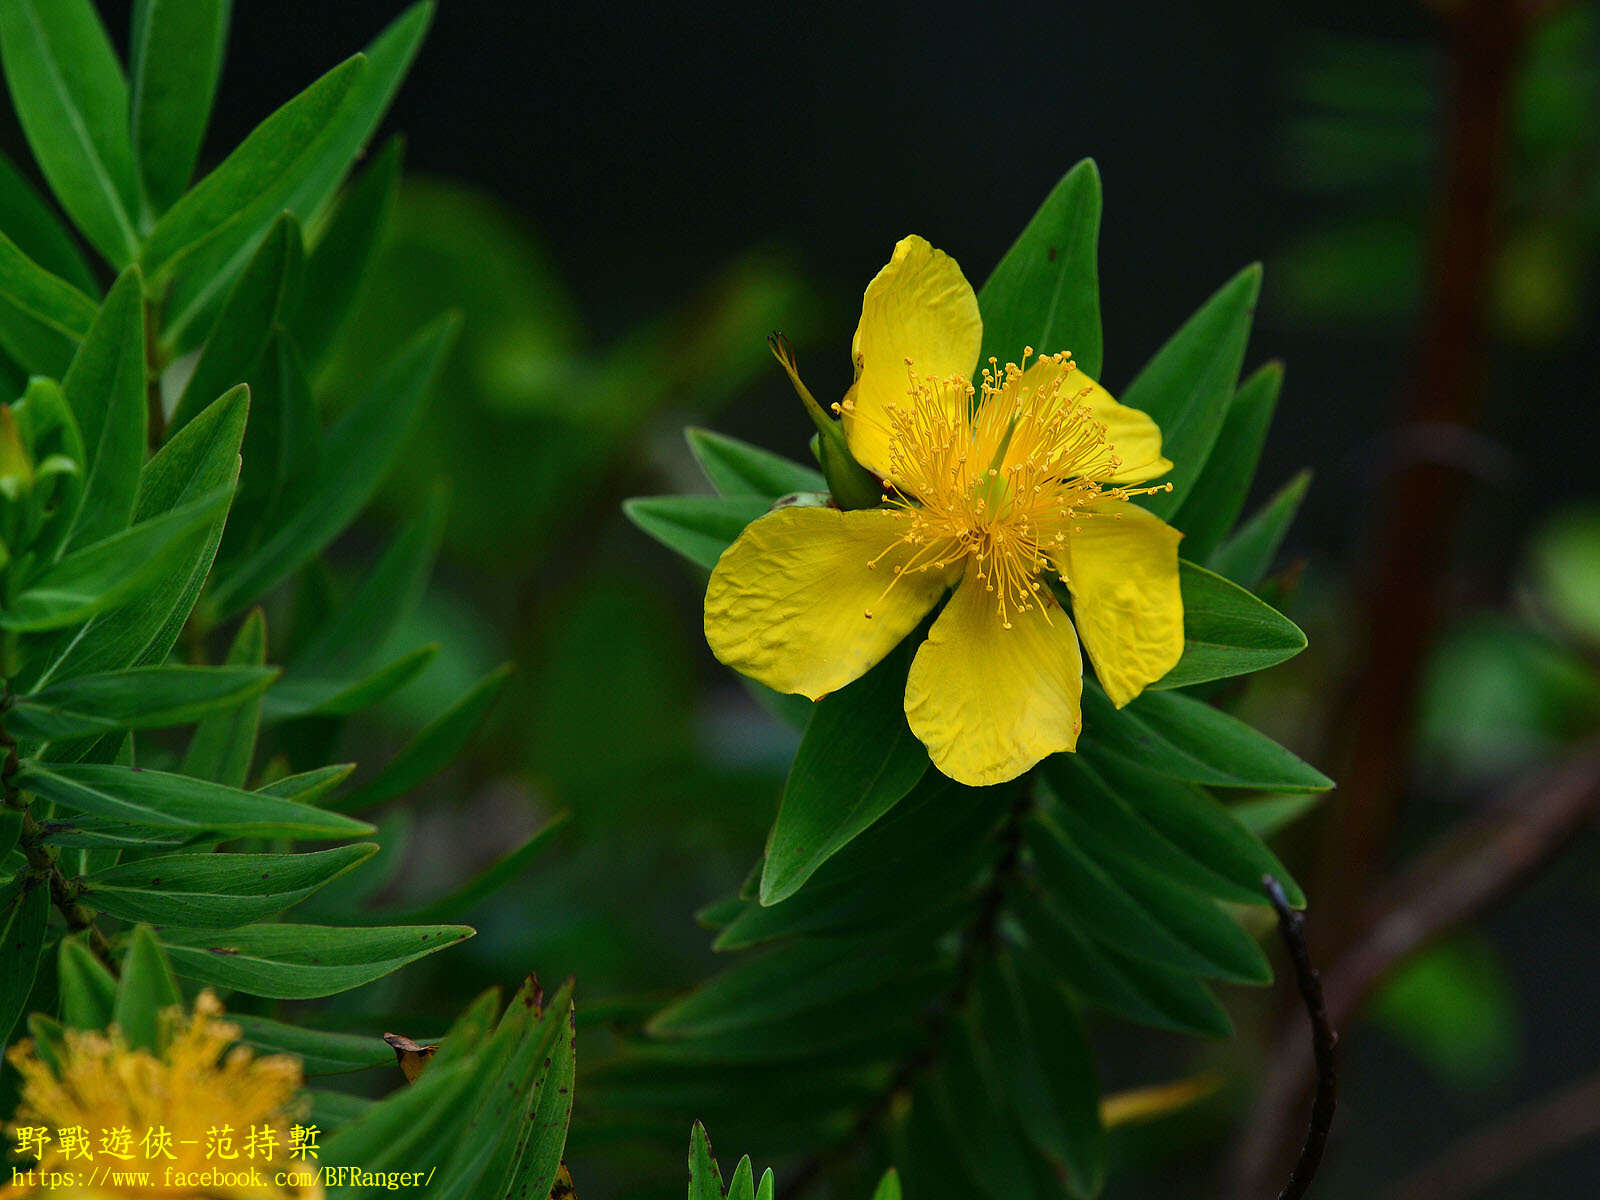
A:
705,236,1185,787
3,992,320,1199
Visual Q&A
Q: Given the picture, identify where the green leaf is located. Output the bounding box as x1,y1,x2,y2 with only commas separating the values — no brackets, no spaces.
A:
760,643,928,905
224,330,320,554
935,1011,1050,1200
24,386,246,689
1150,560,1306,690
1083,684,1332,792
1231,792,1323,839
0,877,49,1047
18,761,375,841
686,426,825,500
291,137,402,367
289,496,443,674
1027,812,1235,980
1121,265,1261,520
334,665,511,813
83,844,376,928
0,0,139,264
204,313,459,619
60,267,147,552
261,643,437,722
160,3,434,350
1086,748,1304,908
0,148,97,293
113,925,182,1051
257,763,355,806
1014,884,1232,1039
650,924,944,1039
228,1013,393,1075
1171,361,1283,561
870,1170,902,1200
1041,753,1268,907
623,494,771,570
128,0,231,214
180,609,268,786
978,159,1104,378
0,231,98,377
169,212,303,434
500,1001,578,1200
57,933,116,1028
381,815,563,924
140,55,365,283
976,953,1105,1199
10,663,276,740
157,922,474,999
689,1122,725,1200
1210,469,1311,588
3,488,231,632
8,375,87,560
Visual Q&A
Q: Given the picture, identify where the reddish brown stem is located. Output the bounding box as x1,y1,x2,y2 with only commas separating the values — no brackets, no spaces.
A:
1230,739,1600,1198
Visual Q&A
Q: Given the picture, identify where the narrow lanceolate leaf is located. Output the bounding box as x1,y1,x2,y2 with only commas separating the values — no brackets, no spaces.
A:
1082,684,1332,792
623,494,773,571
204,313,460,619
1150,560,1306,690
257,764,355,807
0,877,49,1046
181,609,267,787
871,1171,903,1200
140,56,366,283
0,0,139,264
1087,749,1306,908
976,953,1105,1199
261,643,437,722
0,232,98,376
24,387,246,690
1171,362,1283,561
9,664,277,740
1014,884,1233,1039
978,159,1104,379
113,925,182,1052
289,496,444,674
57,933,116,1029
1210,468,1312,588
334,665,511,813
0,149,97,293
1121,265,1261,520
224,331,320,554
228,1014,393,1075
689,1122,724,1200
170,212,303,434
129,0,231,214
2,489,231,632
18,761,374,841
83,844,377,928
291,136,403,366
761,644,928,905
162,3,434,351
382,816,564,924
60,268,147,552
157,923,474,999
686,426,825,500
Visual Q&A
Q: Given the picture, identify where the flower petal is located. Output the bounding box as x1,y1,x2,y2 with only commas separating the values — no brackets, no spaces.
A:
705,505,952,701
1016,358,1172,485
905,567,1083,787
1061,500,1184,706
844,236,982,482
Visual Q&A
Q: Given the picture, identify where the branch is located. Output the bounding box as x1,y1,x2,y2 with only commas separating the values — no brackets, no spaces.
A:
1229,740,1600,1198
1383,1069,1600,1200
1264,876,1337,1200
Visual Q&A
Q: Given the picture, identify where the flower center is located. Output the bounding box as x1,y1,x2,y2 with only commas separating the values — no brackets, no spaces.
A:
845,349,1163,629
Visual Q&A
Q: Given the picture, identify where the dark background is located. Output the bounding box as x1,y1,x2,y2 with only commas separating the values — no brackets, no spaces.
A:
32,1,1600,1196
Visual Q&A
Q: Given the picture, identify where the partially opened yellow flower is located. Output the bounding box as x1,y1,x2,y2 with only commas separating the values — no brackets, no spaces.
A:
3,991,319,1199
705,236,1184,787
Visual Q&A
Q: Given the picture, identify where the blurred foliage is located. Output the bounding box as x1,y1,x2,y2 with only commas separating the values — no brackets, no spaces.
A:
1275,4,1600,344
